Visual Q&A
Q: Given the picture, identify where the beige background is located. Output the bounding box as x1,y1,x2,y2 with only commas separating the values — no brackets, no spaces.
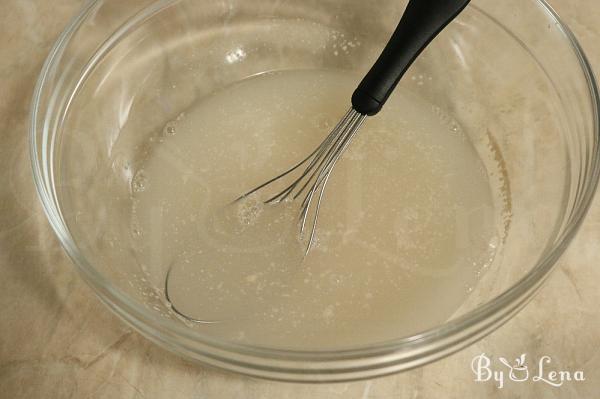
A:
1,0,599,397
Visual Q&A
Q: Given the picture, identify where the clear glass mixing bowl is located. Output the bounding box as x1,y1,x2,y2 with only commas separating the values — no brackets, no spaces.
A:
30,0,600,382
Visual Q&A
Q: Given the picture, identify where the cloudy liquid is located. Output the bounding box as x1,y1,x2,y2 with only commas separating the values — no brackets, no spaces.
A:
131,69,502,349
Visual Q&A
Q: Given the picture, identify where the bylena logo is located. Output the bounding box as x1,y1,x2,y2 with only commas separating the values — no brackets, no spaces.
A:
471,353,585,389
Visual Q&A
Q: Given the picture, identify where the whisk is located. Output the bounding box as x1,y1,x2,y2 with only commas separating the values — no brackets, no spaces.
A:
237,0,471,253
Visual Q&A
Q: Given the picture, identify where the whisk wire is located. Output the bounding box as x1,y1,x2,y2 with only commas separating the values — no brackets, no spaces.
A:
291,111,357,200
264,109,355,204
299,111,366,252
235,109,354,204
236,106,366,253
299,111,359,215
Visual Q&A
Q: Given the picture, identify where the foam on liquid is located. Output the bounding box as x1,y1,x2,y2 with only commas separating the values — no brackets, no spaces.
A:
131,70,501,349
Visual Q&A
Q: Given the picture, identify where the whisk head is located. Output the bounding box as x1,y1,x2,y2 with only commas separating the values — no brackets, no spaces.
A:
235,107,367,254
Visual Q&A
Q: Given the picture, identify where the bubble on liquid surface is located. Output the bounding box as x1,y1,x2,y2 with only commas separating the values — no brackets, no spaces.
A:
163,122,177,136
236,194,264,226
132,169,149,193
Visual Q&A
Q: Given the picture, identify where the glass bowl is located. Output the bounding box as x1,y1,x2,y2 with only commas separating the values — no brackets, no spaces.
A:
30,0,600,382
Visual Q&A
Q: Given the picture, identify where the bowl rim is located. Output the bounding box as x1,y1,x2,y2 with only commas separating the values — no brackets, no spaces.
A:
29,0,600,380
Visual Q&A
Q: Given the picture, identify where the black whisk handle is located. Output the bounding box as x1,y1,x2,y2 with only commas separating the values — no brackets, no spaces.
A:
351,0,471,116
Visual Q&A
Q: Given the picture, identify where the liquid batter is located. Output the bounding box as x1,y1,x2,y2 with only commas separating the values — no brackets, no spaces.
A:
131,69,502,349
